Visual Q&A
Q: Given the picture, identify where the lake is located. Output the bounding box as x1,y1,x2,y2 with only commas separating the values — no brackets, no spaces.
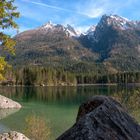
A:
0,85,140,139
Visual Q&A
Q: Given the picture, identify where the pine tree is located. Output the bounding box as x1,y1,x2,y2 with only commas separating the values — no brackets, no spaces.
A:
0,0,19,80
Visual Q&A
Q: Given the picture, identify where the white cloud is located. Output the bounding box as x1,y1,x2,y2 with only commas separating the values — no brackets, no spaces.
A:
76,0,137,18
13,0,140,34
18,0,136,21
83,8,104,18
30,1,73,13
25,0,134,19
20,0,105,18
76,26,90,33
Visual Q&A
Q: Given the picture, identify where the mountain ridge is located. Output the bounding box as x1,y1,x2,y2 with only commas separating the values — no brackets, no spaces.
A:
8,14,140,73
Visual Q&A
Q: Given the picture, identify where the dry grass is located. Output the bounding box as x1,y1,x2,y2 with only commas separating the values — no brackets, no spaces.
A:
24,114,51,140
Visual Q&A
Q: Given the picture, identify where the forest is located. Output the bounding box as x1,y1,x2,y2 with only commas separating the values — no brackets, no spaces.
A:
2,66,140,86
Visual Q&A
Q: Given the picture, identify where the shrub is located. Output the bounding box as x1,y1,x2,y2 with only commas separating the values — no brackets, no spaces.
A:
24,114,51,140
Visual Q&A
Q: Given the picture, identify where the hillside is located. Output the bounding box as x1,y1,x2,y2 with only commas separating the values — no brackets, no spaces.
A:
11,22,98,69
5,14,140,73
80,15,140,72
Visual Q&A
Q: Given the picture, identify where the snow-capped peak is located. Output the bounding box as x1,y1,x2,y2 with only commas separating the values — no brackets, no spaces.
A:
110,15,129,22
65,24,81,37
86,25,96,34
38,21,80,37
98,14,137,30
82,25,96,37
41,21,54,29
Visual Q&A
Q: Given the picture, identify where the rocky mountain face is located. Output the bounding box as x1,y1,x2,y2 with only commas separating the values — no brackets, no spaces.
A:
13,21,98,67
80,15,140,71
8,15,140,72
38,21,80,37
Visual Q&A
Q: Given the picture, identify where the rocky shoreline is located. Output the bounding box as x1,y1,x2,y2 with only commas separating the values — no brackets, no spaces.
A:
0,95,21,109
1,94,140,140
0,131,30,140
0,95,30,140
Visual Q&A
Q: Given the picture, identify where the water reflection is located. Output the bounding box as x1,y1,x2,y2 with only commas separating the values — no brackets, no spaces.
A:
0,109,20,133
0,86,118,99
0,85,139,104
0,109,20,120
0,85,140,111
0,86,139,99
0,86,140,110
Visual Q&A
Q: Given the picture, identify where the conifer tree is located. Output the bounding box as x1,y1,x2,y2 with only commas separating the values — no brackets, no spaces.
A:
0,0,19,80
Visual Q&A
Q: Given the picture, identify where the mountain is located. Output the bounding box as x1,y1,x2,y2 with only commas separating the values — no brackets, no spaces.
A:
80,14,140,72
84,25,96,36
6,14,140,73
11,21,98,68
39,21,81,37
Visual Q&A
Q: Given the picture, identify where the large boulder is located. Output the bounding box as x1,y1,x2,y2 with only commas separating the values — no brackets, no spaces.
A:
0,131,30,140
57,96,140,140
0,95,21,109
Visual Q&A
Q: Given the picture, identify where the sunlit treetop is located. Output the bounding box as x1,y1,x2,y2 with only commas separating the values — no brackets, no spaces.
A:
0,0,19,80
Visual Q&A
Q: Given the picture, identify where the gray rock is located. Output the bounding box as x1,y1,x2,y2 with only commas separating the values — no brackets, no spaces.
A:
57,96,140,140
0,95,21,109
0,131,30,140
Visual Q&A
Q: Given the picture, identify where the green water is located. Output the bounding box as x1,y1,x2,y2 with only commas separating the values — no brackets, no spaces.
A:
0,85,140,139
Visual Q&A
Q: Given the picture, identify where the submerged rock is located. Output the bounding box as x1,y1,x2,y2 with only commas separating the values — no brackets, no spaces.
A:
0,131,30,140
57,96,140,140
0,95,21,109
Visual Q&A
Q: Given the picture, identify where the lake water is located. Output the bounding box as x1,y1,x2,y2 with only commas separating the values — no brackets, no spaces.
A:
0,85,140,139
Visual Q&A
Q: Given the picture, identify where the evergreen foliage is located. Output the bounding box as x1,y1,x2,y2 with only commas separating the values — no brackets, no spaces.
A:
0,0,19,80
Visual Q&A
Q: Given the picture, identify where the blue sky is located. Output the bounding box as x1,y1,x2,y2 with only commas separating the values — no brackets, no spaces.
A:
7,0,140,34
